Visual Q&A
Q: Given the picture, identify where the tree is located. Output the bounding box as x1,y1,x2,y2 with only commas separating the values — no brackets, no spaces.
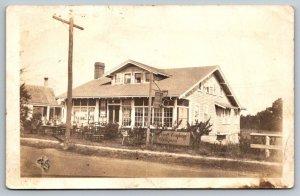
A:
240,98,282,132
188,118,213,150
20,83,31,132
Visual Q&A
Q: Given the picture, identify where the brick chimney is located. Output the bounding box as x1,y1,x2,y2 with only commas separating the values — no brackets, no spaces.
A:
44,77,49,87
94,62,105,79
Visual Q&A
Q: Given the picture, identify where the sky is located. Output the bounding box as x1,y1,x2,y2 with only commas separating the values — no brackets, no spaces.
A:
18,5,294,115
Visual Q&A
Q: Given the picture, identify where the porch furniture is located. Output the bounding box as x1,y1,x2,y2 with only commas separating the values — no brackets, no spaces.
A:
121,129,129,145
40,125,59,135
83,125,94,140
92,123,104,142
73,125,84,139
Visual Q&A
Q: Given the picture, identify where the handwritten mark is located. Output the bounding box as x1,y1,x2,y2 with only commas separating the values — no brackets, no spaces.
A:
36,156,50,171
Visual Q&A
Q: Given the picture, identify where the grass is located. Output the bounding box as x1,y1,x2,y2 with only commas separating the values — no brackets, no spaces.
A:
21,128,282,163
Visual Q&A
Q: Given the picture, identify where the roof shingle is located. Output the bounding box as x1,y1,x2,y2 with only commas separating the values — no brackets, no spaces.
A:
58,65,218,98
25,85,59,106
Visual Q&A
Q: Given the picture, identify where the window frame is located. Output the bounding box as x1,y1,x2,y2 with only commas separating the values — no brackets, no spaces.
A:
134,72,142,83
124,73,132,84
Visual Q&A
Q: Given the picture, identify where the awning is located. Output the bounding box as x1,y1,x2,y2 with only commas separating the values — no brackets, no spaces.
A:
215,101,239,109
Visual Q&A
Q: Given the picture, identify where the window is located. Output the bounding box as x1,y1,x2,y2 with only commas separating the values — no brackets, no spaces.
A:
122,100,131,126
144,107,149,127
81,99,88,106
145,73,150,82
124,73,131,84
153,108,162,126
73,99,80,106
134,73,142,83
135,107,143,127
99,100,107,124
177,107,188,128
88,99,96,106
203,105,209,121
115,73,122,84
164,108,173,127
222,109,231,124
194,105,200,122
234,109,239,124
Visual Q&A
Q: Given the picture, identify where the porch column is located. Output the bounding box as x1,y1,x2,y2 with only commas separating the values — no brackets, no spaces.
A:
46,106,50,121
106,101,109,123
94,99,99,123
131,98,135,128
173,98,177,128
119,100,123,126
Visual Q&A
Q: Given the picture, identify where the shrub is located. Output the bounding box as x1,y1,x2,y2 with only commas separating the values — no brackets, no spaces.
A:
103,123,119,139
128,127,147,145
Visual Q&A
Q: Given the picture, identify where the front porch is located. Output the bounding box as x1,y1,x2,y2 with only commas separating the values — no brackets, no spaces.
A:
63,97,190,128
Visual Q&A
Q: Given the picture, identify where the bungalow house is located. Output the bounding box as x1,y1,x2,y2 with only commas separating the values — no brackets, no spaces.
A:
26,78,63,123
59,60,242,144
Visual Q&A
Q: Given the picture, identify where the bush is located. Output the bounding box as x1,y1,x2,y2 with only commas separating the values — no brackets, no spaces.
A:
128,127,147,145
103,123,119,139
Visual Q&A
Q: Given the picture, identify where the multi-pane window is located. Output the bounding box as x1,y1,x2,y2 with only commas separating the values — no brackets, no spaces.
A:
144,107,149,127
115,73,122,84
124,73,131,84
177,107,188,128
122,100,131,126
134,73,142,83
135,107,143,127
164,108,173,127
99,100,107,124
153,108,162,126
72,99,96,124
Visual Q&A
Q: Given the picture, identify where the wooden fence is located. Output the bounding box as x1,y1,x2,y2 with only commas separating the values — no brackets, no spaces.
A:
250,132,282,157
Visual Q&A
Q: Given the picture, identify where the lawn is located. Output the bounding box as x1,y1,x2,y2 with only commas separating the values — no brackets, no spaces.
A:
21,127,282,163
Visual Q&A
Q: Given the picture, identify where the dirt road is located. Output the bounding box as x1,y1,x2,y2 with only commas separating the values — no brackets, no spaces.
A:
21,145,280,177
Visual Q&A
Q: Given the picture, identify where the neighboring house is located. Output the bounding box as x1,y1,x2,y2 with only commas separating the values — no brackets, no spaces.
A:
59,60,242,144
26,78,62,122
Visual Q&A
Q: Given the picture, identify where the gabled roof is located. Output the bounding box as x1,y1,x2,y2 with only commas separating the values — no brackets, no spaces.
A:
106,59,170,77
58,60,241,108
25,85,60,106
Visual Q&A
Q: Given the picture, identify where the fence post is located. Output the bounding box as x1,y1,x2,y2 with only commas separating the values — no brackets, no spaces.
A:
265,136,270,157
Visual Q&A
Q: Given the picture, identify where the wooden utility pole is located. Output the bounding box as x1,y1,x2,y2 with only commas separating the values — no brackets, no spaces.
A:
52,15,84,147
146,73,153,147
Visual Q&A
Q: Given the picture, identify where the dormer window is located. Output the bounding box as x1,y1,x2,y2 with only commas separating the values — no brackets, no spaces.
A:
134,73,142,83
124,73,131,84
115,73,122,84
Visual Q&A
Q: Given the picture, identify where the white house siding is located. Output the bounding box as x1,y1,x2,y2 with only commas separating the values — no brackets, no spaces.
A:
186,75,240,144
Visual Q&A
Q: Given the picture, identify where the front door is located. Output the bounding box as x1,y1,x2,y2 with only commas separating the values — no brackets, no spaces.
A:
108,105,120,124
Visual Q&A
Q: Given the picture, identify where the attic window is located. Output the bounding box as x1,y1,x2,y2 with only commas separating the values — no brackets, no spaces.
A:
135,73,142,83
124,73,131,84
115,73,122,84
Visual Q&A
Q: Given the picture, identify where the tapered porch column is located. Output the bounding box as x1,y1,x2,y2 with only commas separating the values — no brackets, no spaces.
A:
46,106,50,121
94,99,99,122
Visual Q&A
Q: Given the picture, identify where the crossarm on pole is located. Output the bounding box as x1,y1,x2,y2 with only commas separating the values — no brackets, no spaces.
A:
52,15,84,30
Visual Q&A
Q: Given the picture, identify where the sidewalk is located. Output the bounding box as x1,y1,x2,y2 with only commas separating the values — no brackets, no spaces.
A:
21,137,282,167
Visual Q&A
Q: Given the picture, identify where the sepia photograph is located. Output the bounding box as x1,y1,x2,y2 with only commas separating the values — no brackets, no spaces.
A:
6,5,294,189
